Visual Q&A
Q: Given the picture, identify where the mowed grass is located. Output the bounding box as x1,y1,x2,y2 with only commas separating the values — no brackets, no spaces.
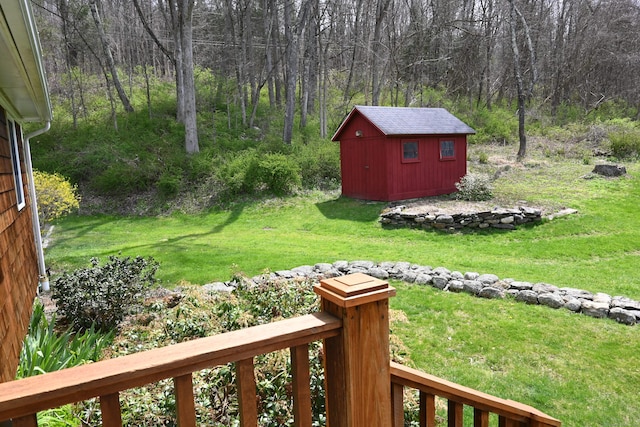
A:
48,161,640,298
392,283,640,426
45,158,640,426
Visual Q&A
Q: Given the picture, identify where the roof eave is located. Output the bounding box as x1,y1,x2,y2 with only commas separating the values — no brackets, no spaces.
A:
0,0,52,123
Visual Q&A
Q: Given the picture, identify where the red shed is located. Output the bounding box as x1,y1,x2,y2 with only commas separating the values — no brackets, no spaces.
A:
332,106,475,201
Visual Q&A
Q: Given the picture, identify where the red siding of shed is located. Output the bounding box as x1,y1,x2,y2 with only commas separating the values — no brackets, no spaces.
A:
336,111,468,201
0,107,39,382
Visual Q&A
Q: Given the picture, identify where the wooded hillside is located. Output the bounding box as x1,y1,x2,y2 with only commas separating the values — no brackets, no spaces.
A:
33,0,640,140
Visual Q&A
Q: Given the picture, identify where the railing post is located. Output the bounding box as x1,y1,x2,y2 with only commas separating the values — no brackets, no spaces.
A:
314,273,396,427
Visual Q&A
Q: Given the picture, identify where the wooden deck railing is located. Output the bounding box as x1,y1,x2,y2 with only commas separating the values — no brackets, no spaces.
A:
0,273,561,427
390,362,561,427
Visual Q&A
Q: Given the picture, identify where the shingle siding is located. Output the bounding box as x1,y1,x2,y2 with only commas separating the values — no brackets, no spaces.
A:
0,106,38,382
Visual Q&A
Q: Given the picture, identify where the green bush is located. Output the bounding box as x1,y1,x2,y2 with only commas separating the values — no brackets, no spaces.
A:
609,130,640,159
157,169,183,198
52,256,159,331
254,153,301,196
18,301,112,378
33,170,80,225
216,149,260,195
455,173,494,201
296,141,341,189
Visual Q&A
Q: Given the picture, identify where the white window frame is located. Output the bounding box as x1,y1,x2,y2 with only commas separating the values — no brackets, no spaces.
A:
8,118,26,210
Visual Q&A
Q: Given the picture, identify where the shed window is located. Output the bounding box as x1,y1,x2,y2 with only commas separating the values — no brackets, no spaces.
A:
8,119,25,210
402,141,419,163
440,140,455,160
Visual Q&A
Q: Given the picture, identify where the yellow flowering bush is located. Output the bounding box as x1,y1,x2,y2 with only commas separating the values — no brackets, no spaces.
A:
33,170,80,225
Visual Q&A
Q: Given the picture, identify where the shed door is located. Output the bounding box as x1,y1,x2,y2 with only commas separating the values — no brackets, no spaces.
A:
341,138,385,200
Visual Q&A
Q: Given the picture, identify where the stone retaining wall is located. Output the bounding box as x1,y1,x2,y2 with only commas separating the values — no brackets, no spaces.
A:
207,260,639,326
379,206,542,231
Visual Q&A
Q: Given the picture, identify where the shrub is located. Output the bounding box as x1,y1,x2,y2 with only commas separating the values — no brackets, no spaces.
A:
455,173,493,201
254,153,301,196
216,149,260,195
157,169,183,198
52,256,159,331
296,141,341,190
33,170,80,225
18,301,113,378
609,130,640,159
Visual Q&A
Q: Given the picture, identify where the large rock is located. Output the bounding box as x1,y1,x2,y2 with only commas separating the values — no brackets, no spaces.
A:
516,290,539,304
477,274,499,285
581,300,609,318
478,287,505,299
609,308,637,325
462,280,483,295
538,293,565,309
431,276,448,289
592,164,626,177
367,267,389,280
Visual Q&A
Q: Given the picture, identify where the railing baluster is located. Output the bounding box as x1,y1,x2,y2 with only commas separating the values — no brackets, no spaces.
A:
448,400,463,427
391,382,404,427
499,416,525,427
174,374,196,427
10,415,37,427
236,358,258,427
474,407,489,427
420,391,436,427
100,392,122,427
291,344,312,427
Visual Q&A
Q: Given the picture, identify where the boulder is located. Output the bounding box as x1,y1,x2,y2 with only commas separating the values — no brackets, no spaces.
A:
538,293,565,309
592,164,626,177
609,308,637,326
581,300,609,318
431,275,448,289
516,290,539,304
478,287,505,299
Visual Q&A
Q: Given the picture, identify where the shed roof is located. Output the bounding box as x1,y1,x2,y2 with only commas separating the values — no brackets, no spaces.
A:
0,0,52,122
332,106,475,141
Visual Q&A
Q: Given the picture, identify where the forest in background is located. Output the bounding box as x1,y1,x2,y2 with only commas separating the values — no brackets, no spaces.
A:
28,0,640,211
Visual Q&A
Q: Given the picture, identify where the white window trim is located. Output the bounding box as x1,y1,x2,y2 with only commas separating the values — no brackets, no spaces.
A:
8,118,26,211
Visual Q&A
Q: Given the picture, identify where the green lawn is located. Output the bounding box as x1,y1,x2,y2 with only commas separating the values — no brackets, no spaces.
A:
48,161,640,299
44,159,640,426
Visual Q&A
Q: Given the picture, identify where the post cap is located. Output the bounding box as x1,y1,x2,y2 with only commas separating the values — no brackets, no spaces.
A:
314,273,396,307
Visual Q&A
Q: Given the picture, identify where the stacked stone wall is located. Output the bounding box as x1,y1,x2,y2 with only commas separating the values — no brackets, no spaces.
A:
207,260,639,326
380,206,542,231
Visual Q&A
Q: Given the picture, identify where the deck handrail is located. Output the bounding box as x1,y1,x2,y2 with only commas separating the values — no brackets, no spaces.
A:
0,312,341,423
0,273,561,427
390,362,561,427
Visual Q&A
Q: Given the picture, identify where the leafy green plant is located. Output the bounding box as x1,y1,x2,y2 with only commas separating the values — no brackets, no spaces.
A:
295,140,341,190
609,130,640,159
17,301,112,378
455,173,493,201
33,170,80,225
254,153,302,196
52,256,159,331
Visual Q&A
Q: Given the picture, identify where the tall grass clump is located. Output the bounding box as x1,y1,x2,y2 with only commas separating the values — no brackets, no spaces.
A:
17,302,113,378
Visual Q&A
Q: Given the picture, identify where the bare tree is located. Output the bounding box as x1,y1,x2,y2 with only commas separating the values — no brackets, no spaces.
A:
89,0,134,113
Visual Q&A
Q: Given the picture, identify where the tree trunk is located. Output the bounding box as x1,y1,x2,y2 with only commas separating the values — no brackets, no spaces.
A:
177,0,199,153
509,0,526,161
89,0,134,113
283,0,310,144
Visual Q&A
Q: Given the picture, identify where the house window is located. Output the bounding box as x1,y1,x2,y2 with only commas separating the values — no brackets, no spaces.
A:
440,140,455,160
8,119,25,210
402,141,419,163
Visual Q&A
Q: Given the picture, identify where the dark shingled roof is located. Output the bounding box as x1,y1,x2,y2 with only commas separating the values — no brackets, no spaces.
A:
338,106,475,137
